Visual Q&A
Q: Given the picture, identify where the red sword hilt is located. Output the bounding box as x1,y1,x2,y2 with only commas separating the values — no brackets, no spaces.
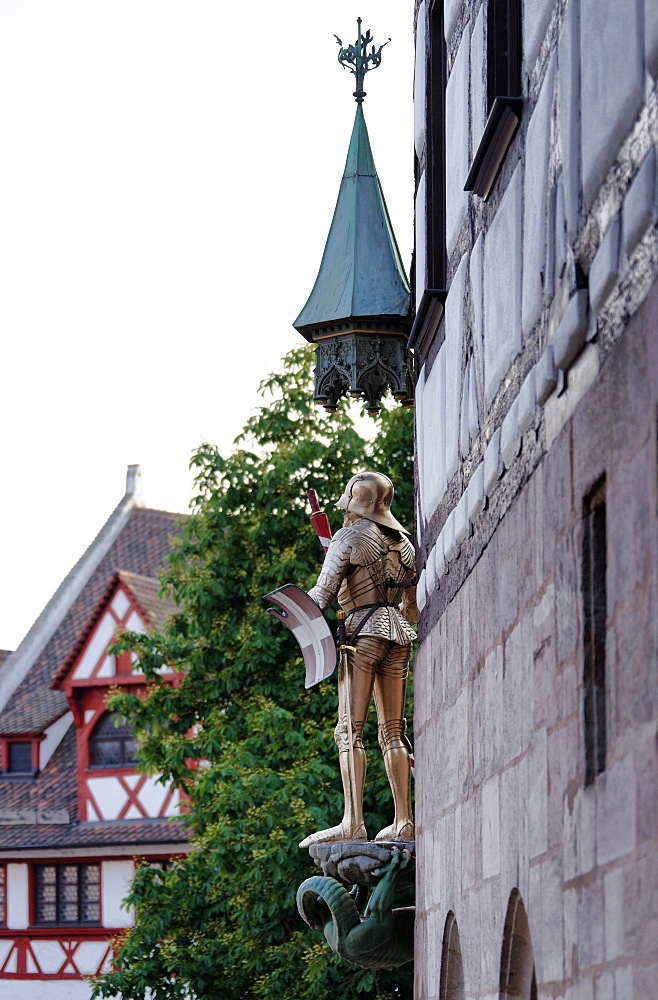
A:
306,489,332,554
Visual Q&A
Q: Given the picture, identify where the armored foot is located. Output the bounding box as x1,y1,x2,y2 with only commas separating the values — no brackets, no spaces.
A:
374,820,414,842
299,821,368,849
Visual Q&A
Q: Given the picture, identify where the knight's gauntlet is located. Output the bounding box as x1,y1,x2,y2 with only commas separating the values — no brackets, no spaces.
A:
401,585,418,626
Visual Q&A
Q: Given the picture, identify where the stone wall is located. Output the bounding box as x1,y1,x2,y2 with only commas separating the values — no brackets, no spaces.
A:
413,0,658,612
413,282,658,998
412,2,658,996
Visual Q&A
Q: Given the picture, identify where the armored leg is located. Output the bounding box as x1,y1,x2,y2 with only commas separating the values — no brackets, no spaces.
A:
299,637,381,848
373,643,413,841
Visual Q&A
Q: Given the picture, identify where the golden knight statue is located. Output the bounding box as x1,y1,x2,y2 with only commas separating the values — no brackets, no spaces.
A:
300,471,416,848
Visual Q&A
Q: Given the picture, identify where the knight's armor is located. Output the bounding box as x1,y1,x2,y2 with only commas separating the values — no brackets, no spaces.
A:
300,471,417,849
308,519,416,644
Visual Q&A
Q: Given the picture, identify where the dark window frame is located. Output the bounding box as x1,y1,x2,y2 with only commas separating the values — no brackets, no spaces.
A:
34,863,101,926
465,0,523,199
487,0,522,112
0,736,39,777
426,0,447,292
8,741,33,773
0,864,6,927
582,477,607,785
88,712,138,770
409,0,448,356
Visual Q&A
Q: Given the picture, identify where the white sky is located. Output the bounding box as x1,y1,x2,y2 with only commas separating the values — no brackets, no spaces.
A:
0,0,414,651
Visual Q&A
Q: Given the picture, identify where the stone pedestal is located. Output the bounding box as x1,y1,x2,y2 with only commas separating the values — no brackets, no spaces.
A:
308,840,415,889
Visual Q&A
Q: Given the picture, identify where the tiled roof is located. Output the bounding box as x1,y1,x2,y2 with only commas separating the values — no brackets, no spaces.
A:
0,651,12,669
119,571,180,631
0,507,183,734
0,723,78,814
0,721,189,851
0,818,190,851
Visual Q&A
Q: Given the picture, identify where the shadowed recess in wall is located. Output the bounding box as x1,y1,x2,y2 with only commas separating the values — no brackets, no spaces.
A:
500,890,537,1000
440,911,465,1000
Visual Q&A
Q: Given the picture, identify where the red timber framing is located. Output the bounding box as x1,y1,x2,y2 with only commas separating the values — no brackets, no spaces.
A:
0,853,183,982
50,572,181,822
0,929,114,980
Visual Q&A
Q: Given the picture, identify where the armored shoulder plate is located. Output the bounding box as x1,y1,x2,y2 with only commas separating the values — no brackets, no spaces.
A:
346,519,389,567
391,535,415,571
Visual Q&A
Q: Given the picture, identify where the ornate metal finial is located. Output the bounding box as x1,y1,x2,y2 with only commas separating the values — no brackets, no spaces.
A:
334,17,390,104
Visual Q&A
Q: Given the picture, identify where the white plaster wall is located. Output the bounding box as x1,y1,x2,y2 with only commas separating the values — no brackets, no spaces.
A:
87,775,128,820
73,612,116,679
416,367,427,526
418,351,447,523
111,588,130,619
445,26,471,256
580,0,644,206
134,775,170,816
0,982,93,1000
40,711,73,769
558,0,582,241
483,164,523,403
444,253,467,481
101,859,135,927
164,786,181,817
126,610,146,633
415,170,427,307
414,1,427,160
522,53,556,337
471,232,484,383
444,0,463,42
470,5,486,154
6,864,28,929
524,0,556,70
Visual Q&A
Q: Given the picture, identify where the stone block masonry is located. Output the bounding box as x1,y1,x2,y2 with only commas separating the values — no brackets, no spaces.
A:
411,1,658,995
414,283,658,999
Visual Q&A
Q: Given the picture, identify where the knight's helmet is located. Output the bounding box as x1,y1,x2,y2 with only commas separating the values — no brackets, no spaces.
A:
336,471,409,535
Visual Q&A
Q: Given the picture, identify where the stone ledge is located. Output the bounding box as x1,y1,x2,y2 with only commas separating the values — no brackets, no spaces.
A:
308,840,415,889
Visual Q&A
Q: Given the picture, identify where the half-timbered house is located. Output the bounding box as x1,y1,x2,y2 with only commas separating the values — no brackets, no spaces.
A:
0,466,189,999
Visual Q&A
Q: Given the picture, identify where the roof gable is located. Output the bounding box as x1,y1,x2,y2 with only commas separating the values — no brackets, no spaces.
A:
53,572,179,690
0,503,183,733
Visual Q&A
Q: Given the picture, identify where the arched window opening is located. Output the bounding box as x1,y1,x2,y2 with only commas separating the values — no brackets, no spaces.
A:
440,911,465,1000
89,712,138,769
499,890,537,1000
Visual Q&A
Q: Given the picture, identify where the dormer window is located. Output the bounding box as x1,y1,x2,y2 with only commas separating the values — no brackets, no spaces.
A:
89,713,138,769
8,741,32,773
0,736,39,776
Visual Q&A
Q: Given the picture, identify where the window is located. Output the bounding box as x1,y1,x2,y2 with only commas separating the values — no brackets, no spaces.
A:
465,0,522,198
582,477,607,784
409,0,448,356
89,713,138,769
0,737,36,775
35,863,100,925
487,0,522,112
8,741,32,773
148,859,175,872
427,0,447,290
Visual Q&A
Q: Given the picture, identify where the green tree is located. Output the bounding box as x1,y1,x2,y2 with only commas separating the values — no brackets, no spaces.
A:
91,346,415,1000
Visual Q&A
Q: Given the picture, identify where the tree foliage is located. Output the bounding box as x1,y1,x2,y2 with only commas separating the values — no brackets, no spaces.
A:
91,347,415,1000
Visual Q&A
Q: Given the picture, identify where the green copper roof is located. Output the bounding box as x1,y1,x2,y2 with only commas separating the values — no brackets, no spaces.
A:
294,105,411,341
